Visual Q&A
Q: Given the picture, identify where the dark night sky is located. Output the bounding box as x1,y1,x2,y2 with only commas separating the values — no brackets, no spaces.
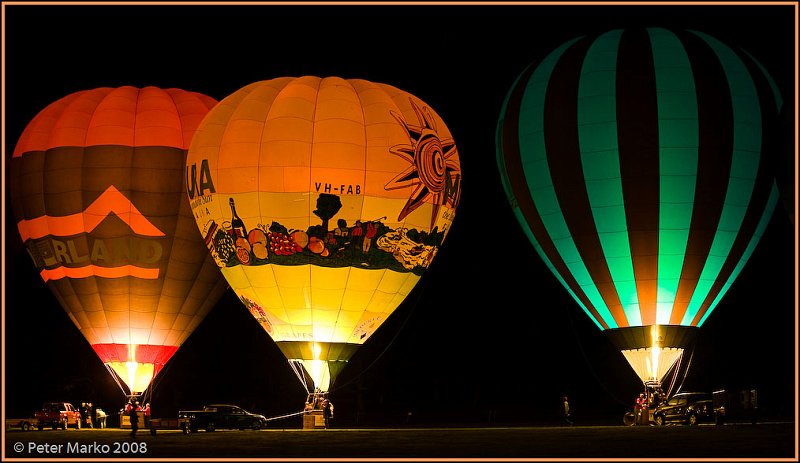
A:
2,2,796,427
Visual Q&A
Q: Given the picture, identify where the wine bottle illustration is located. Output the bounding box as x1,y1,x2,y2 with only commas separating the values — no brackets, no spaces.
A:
229,197,247,239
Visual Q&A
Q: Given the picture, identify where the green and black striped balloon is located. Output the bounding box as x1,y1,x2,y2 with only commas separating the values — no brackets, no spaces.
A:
496,28,783,334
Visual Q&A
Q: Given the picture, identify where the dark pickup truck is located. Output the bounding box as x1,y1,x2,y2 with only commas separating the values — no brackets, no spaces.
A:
177,404,267,432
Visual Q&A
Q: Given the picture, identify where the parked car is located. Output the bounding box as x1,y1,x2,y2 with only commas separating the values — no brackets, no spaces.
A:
177,404,267,432
35,402,82,430
653,392,713,426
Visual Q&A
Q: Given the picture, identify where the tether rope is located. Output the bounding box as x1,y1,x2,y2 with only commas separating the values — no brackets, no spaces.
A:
102,363,130,399
673,340,696,396
263,409,308,422
663,350,683,399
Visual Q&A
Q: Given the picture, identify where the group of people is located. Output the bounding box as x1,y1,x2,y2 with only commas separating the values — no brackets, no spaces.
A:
633,387,664,425
79,402,94,428
305,389,335,428
124,398,151,438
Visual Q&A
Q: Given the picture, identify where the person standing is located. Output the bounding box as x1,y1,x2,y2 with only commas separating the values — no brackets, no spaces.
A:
312,389,322,410
85,402,94,428
323,398,334,429
635,393,646,425
652,388,663,408
143,403,151,428
562,396,573,426
79,403,87,428
128,400,140,438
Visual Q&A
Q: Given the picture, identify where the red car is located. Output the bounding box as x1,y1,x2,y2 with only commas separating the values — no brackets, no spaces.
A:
35,402,82,430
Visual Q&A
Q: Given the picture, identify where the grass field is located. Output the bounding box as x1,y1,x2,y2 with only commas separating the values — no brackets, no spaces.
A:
4,421,795,459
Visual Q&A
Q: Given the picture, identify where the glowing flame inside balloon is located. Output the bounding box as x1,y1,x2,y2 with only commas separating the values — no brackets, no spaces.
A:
649,325,661,382
126,362,139,392
292,341,332,392
308,342,327,390
106,344,156,394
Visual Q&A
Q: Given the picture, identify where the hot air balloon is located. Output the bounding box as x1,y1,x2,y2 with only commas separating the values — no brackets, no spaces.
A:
186,76,461,394
9,86,229,397
496,28,784,392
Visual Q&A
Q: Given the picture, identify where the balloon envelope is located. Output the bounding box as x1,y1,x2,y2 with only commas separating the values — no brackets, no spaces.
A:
9,86,229,394
496,28,783,385
186,76,462,391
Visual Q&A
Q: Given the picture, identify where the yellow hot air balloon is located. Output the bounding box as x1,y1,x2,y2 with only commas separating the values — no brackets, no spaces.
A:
9,86,229,396
186,76,462,393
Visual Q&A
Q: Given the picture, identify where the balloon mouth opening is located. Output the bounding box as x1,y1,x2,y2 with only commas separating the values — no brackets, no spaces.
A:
107,361,155,395
289,358,332,393
623,347,683,385
308,342,328,390
649,325,661,381
605,325,695,386
126,361,139,392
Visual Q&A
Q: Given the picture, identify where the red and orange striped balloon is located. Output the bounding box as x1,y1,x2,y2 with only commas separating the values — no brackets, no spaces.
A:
9,86,229,394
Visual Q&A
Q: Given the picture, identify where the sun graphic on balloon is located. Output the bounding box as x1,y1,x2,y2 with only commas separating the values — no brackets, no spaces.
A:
385,99,461,230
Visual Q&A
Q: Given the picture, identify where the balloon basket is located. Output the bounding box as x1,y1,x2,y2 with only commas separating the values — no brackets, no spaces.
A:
120,412,146,429
302,410,326,429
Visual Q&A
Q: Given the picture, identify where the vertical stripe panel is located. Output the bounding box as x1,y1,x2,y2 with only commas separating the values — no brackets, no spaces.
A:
537,36,624,328
500,38,610,329
744,51,784,111
615,28,662,326
648,28,699,325
578,30,641,326
498,83,606,329
681,31,763,325
698,185,778,325
691,40,782,325
496,66,532,216
668,31,734,325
